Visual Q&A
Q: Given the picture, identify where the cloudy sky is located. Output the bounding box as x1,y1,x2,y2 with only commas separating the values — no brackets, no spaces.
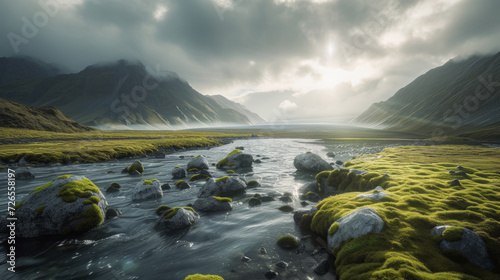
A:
1,0,500,122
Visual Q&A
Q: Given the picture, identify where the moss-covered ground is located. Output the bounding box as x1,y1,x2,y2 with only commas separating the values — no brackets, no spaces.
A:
310,145,500,279
0,129,251,164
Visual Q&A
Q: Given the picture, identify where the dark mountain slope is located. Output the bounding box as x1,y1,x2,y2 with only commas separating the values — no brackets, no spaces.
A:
0,56,62,87
208,94,265,124
353,52,500,136
0,97,95,133
0,60,257,128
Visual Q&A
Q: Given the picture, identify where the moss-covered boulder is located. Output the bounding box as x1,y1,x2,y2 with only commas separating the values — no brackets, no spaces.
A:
293,152,332,174
431,225,494,270
172,166,186,179
276,235,299,249
246,180,261,188
192,196,232,212
248,197,262,207
216,149,253,169
125,160,144,175
326,207,384,252
184,274,224,280
316,169,389,194
155,207,200,231
187,155,209,170
176,180,191,190
131,179,162,201
3,175,107,237
106,182,121,193
197,177,246,198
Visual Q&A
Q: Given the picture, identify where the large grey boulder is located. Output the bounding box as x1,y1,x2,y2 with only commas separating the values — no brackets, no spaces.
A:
131,179,163,201
155,207,200,231
327,207,384,251
187,155,209,170
171,166,186,179
192,196,232,212
3,175,107,237
198,177,246,198
217,149,253,169
294,153,333,173
431,225,494,270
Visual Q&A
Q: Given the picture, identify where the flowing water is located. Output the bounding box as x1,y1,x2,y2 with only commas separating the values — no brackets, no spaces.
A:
0,138,406,280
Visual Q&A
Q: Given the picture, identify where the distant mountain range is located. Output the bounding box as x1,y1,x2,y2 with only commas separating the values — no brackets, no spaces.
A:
0,97,94,133
353,52,500,139
0,56,63,87
0,58,263,129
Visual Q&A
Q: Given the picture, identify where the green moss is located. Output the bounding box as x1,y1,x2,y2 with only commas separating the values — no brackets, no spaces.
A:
175,180,187,187
216,176,233,183
216,149,242,168
163,207,197,219
35,206,46,215
188,168,199,173
13,200,23,210
246,180,260,188
276,235,299,249
156,205,171,215
194,155,201,159
329,222,340,235
32,180,53,194
143,179,158,185
70,203,104,234
175,166,182,168
308,145,500,279
127,161,144,174
190,174,210,181
184,274,224,280
110,182,121,189
306,151,312,154
226,170,235,174
57,174,72,179
442,226,464,242
57,178,100,203
83,196,100,205
213,196,232,202
248,197,261,206
278,205,294,212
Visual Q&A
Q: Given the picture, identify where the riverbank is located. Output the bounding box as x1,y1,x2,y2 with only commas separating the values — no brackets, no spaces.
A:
305,145,500,279
0,128,255,165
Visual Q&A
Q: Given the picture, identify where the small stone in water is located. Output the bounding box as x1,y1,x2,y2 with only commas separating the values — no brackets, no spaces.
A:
259,247,267,254
265,270,278,279
241,256,251,262
275,261,288,269
300,201,309,206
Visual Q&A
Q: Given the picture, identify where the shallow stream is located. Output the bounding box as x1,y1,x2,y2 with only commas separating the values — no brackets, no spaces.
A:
0,138,405,280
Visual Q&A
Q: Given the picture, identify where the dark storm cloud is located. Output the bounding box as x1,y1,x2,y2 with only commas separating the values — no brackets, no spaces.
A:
1,0,499,119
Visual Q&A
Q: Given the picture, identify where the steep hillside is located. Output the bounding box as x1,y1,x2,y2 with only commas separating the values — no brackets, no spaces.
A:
208,94,265,123
0,60,256,129
0,97,95,133
0,56,62,87
353,52,500,136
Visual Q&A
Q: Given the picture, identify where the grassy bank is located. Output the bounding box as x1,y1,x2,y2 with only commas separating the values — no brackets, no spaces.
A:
309,145,500,279
0,128,252,164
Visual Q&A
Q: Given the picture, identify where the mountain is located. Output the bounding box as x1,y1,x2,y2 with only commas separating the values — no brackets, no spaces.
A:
0,97,95,133
0,59,259,129
208,94,265,124
0,56,62,87
353,52,500,137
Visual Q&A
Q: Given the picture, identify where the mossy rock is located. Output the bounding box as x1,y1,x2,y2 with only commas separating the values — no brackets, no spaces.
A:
188,168,199,173
278,205,294,212
11,175,106,237
176,180,191,189
216,149,242,168
213,196,232,202
163,207,197,220
190,174,210,181
329,222,340,235
184,274,224,280
226,170,235,174
126,160,144,174
156,205,171,216
276,235,299,249
249,197,262,207
246,180,261,188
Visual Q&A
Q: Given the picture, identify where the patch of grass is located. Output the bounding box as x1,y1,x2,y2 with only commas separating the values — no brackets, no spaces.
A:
216,149,241,168
0,129,249,164
310,145,500,279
